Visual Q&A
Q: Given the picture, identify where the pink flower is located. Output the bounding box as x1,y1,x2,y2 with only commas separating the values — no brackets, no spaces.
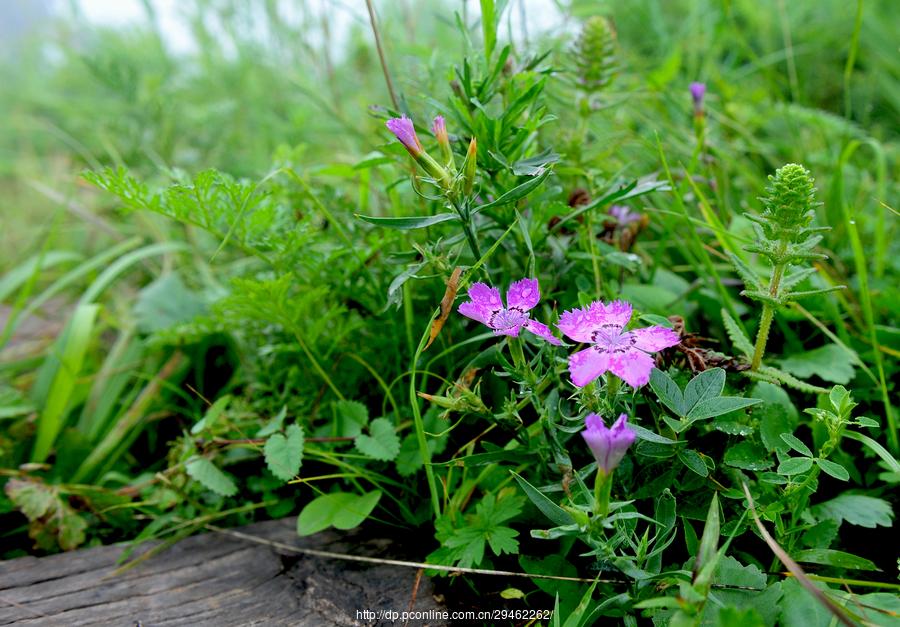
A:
432,115,448,142
581,413,636,474
558,300,679,388
458,279,561,345
385,116,422,155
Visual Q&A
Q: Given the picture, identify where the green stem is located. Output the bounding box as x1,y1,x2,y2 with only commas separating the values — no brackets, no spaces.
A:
410,314,443,519
508,335,526,370
593,469,613,518
750,303,775,371
605,374,620,413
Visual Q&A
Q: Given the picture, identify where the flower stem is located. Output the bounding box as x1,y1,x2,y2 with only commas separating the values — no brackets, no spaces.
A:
508,336,526,370
593,469,613,518
605,374,620,412
750,303,775,371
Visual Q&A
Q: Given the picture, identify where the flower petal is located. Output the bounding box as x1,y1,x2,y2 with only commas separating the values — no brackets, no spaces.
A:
525,319,561,345
458,300,494,326
631,326,680,352
492,321,524,338
506,278,540,311
558,303,603,343
568,347,611,387
599,300,633,332
467,282,503,311
608,348,655,388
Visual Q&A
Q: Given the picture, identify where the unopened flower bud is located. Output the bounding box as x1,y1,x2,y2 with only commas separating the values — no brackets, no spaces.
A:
463,137,477,196
432,116,454,170
690,82,706,117
386,115,452,190
581,413,636,475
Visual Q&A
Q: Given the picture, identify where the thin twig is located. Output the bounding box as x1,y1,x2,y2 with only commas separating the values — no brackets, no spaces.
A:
365,0,399,110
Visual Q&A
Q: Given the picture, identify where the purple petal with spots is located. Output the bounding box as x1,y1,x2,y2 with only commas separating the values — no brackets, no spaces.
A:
631,326,680,352
525,319,561,345
558,303,604,343
467,282,503,312
599,300,633,332
569,347,611,387
608,348,656,388
507,278,540,311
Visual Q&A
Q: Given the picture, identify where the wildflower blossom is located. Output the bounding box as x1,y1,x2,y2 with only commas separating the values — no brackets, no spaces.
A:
607,205,642,226
559,300,679,387
689,82,706,115
385,116,422,156
458,278,561,345
581,413,636,474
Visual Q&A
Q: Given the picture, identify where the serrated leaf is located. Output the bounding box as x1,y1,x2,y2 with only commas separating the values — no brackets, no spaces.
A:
334,399,368,437
815,458,849,481
814,494,894,528
185,457,238,497
264,424,305,481
296,490,382,536
777,457,814,475
728,252,763,291
58,511,88,551
355,417,400,461
793,549,878,571
779,344,856,384
649,368,685,416
256,405,288,437
722,308,754,358
780,433,813,457
683,368,726,413
687,396,761,421
5,479,56,520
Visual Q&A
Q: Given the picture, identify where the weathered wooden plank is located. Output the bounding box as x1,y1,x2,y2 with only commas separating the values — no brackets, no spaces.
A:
0,518,447,626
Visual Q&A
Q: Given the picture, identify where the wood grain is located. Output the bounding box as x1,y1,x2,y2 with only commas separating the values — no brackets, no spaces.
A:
0,518,447,626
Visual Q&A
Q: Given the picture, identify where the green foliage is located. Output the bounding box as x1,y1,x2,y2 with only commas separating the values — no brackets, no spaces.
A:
1,1,897,621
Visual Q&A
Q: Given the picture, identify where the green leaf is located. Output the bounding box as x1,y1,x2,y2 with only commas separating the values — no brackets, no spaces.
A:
354,417,400,461
723,441,773,471
256,405,288,437
815,458,849,481
334,399,369,437
296,490,382,536
185,457,238,497
793,549,878,571
778,344,856,384
649,368,685,416
678,449,709,477
472,168,551,213
511,471,575,527
754,382,799,453
191,395,232,435
722,308,754,358
355,212,459,230
57,510,88,551
630,423,678,445
780,433,813,457
683,368,726,413
843,431,900,473
264,424,305,481
777,457,814,475
814,494,894,528
779,578,832,627
694,492,720,579
5,479,56,520
133,273,206,333
687,396,761,421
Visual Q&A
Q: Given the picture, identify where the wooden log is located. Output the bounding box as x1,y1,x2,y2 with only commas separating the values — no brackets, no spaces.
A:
0,518,447,626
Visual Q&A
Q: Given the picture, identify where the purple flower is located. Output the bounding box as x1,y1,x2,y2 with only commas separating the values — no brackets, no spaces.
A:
581,413,636,474
386,116,422,155
432,115,448,142
607,205,641,226
558,300,679,388
690,82,706,112
458,278,561,345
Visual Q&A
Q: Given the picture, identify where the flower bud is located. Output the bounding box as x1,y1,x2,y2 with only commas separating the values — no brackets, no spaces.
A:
463,137,477,196
386,115,452,190
689,82,706,116
432,116,454,171
760,163,817,242
581,413,636,474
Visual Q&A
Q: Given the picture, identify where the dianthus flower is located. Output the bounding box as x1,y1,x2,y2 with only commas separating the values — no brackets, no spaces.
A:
581,413,636,474
458,278,561,345
559,300,679,387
